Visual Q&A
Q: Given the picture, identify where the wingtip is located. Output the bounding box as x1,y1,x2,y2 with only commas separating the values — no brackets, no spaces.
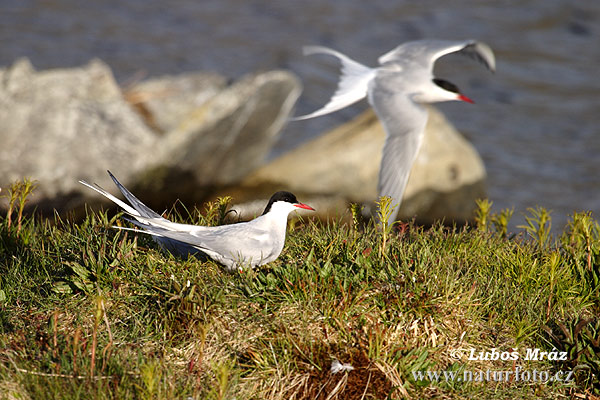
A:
289,109,334,121
476,40,496,73
78,179,95,189
302,45,327,56
289,114,314,122
107,170,122,187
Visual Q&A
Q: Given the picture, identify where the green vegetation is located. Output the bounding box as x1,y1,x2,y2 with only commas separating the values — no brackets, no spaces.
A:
0,182,599,399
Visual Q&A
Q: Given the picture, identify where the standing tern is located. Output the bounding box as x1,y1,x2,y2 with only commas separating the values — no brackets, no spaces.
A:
79,171,315,270
293,39,495,224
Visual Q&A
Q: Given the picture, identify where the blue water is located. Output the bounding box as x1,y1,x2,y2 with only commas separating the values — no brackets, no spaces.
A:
1,0,599,233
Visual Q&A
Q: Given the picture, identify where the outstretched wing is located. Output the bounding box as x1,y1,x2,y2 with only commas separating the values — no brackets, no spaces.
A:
369,83,429,225
379,39,495,73
292,46,376,120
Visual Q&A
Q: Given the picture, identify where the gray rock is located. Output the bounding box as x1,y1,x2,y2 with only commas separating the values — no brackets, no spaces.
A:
0,59,303,215
0,58,158,212
235,107,486,224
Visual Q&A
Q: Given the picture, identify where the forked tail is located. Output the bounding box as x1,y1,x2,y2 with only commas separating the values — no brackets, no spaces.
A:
291,46,375,120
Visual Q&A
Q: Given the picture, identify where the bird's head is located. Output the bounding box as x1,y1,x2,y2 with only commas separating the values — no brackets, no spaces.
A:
262,191,315,216
411,78,474,104
427,78,474,103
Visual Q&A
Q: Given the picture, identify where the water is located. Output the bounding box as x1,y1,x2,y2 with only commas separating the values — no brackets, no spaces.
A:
1,0,599,233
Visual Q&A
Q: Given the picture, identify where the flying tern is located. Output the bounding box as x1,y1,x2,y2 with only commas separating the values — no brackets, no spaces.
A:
79,171,315,270
294,39,495,224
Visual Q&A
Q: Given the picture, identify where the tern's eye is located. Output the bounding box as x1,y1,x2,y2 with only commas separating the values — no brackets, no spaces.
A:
433,78,459,94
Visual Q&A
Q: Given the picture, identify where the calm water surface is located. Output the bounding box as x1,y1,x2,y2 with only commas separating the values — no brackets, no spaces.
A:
1,0,599,232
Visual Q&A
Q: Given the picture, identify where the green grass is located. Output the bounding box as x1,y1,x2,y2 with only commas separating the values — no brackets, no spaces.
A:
0,188,599,399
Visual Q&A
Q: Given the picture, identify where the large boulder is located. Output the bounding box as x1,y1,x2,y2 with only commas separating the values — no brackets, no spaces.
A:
0,58,157,212
0,60,302,215
232,107,487,224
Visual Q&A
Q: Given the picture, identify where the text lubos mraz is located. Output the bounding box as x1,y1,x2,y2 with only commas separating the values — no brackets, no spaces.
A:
468,348,567,361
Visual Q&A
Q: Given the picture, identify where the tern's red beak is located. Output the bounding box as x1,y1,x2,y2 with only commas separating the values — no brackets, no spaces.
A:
458,94,475,104
294,203,315,211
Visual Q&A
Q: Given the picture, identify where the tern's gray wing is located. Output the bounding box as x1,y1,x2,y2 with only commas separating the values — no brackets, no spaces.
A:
369,80,429,225
378,39,495,73
126,220,273,267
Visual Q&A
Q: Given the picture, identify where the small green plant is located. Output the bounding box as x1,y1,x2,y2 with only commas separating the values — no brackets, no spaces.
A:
542,250,563,319
519,206,553,250
474,199,514,238
474,198,493,232
375,196,397,257
2,177,38,234
561,211,600,289
209,360,233,400
90,296,103,377
349,202,364,231
491,207,514,238
137,359,162,400
203,196,234,225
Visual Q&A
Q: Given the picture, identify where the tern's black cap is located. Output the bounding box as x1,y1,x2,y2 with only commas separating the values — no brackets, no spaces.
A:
432,78,460,94
262,191,299,215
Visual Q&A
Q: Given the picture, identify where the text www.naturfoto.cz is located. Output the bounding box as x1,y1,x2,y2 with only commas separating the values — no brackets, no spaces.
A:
412,368,574,384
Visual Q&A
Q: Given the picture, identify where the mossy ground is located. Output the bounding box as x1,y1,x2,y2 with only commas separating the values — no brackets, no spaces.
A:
0,191,599,399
